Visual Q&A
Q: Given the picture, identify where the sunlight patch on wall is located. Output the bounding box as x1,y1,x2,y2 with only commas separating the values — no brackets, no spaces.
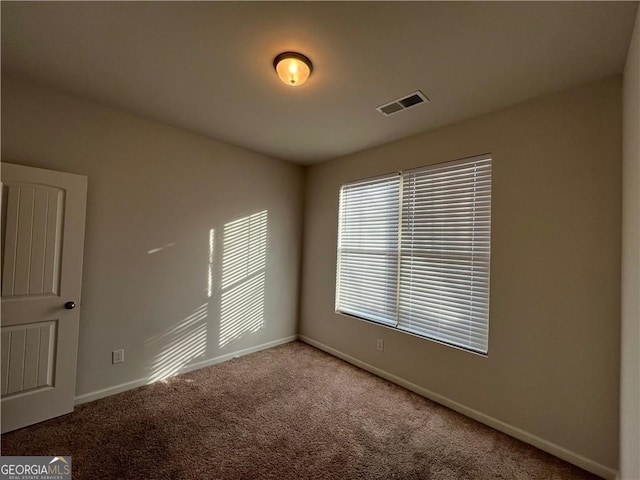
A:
208,228,215,298
146,303,208,383
219,211,267,347
147,242,176,255
220,272,266,348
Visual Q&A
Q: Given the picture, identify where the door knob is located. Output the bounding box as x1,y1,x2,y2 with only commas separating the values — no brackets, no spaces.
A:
64,301,76,310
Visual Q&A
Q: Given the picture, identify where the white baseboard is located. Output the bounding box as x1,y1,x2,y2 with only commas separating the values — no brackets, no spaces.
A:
299,335,617,480
74,335,298,405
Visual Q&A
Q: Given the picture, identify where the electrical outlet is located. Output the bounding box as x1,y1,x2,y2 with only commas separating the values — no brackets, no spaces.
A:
376,339,384,351
112,349,124,365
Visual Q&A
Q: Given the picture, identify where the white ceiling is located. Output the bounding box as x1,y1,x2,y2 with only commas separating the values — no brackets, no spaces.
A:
2,1,638,165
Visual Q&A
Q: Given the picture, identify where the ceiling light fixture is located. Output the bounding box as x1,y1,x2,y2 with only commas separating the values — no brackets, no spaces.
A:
273,52,313,87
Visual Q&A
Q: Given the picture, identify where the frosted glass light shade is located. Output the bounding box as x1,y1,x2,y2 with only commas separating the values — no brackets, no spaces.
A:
273,52,313,87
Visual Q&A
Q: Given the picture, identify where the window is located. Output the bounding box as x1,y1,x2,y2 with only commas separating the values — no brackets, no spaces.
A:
336,154,491,354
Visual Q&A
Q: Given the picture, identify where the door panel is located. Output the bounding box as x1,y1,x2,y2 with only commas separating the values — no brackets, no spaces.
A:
1,321,56,396
1,163,87,433
2,184,63,298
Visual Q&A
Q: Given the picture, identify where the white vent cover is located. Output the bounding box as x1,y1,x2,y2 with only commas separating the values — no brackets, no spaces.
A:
376,90,429,116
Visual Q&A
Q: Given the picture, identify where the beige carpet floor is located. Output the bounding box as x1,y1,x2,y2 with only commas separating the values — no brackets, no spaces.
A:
1,341,602,479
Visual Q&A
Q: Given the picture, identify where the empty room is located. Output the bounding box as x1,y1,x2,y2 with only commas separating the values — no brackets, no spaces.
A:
1,2,639,479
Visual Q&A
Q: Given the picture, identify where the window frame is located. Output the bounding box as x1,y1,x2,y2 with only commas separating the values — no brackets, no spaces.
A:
335,153,492,356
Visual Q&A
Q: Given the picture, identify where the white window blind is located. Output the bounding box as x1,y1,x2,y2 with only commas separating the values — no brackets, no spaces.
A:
336,175,400,326
398,157,491,353
336,155,491,354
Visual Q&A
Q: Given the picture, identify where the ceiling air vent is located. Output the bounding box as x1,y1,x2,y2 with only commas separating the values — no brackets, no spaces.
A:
376,90,429,117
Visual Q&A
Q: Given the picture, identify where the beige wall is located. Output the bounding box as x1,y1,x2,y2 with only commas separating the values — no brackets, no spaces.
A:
1,77,304,399
300,77,622,472
621,9,640,480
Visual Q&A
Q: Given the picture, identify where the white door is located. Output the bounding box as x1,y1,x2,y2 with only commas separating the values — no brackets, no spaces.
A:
1,163,87,433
